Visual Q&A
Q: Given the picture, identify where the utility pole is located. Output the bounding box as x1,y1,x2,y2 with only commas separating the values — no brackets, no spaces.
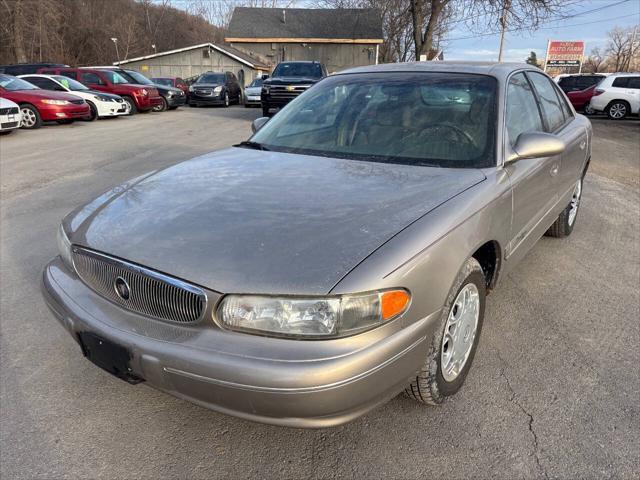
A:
498,0,511,62
111,37,120,63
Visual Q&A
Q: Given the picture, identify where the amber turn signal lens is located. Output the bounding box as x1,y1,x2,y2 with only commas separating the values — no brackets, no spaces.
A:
380,290,411,320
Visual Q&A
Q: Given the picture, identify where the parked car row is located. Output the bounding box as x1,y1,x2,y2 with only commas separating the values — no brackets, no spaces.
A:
555,72,639,119
0,67,189,133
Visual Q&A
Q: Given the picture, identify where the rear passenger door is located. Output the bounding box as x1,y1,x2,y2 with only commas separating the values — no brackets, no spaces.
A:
80,72,108,93
527,71,586,198
624,76,640,113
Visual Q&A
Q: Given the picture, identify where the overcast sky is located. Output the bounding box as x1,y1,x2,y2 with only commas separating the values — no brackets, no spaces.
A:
444,0,639,62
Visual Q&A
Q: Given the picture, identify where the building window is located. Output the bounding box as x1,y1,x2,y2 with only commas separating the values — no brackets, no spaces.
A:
202,49,210,59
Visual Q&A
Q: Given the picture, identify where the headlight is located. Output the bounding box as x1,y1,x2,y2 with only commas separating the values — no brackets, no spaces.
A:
262,86,270,95
213,86,223,94
188,85,194,92
166,90,175,97
93,95,102,101
217,289,410,338
56,224,73,270
42,99,71,105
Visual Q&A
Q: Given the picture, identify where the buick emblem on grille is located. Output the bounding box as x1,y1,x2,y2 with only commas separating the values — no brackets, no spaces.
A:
114,276,131,300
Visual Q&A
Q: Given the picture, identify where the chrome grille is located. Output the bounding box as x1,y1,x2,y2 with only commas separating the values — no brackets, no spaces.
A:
70,99,85,105
72,247,206,324
269,85,310,101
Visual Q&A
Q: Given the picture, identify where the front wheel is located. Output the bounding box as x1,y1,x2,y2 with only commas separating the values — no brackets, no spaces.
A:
223,92,230,108
406,257,486,405
153,97,168,112
86,101,98,121
546,178,582,238
122,96,137,115
583,104,595,115
19,105,42,129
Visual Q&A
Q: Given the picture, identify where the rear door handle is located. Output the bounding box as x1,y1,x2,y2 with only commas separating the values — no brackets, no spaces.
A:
550,164,559,177
580,140,586,150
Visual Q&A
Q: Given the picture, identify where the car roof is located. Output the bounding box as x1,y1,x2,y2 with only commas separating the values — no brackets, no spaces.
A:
338,61,533,80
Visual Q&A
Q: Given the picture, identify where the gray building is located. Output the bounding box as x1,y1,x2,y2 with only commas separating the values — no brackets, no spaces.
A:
113,43,269,86
225,8,383,73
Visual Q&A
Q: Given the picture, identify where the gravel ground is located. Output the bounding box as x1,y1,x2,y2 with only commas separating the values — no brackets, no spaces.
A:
1,108,638,479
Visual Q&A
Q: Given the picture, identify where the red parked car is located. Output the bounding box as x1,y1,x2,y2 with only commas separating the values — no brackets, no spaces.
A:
37,67,162,114
566,84,598,114
151,76,189,97
0,74,90,129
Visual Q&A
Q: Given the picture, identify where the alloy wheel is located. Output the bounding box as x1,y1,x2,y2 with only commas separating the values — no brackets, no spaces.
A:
20,108,36,128
568,179,582,226
441,283,480,382
609,103,626,119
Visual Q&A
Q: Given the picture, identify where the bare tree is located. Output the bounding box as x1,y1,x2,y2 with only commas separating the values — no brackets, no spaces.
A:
582,47,606,73
605,26,639,73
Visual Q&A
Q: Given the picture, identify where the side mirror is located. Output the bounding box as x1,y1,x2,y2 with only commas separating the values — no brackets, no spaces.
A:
251,116,269,134
507,132,565,163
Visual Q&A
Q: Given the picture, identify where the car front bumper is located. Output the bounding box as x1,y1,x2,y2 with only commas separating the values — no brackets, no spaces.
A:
95,100,129,117
40,104,91,121
189,93,226,106
42,256,436,428
0,111,21,130
166,94,187,108
245,95,261,105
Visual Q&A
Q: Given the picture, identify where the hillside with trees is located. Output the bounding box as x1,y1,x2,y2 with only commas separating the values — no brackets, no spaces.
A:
0,0,224,65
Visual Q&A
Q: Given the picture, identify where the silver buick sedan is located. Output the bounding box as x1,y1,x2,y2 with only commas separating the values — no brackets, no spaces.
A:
43,62,591,427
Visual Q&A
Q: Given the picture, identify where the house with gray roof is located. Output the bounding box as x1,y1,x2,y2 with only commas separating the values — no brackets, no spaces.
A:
225,8,384,73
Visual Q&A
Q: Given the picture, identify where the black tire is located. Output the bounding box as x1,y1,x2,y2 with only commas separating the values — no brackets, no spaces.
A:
153,97,168,112
262,106,270,117
19,104,42,129
86,101,98,121
122,96,137,115
606,100,629,120
405,257,486,405
56,119,74,125
189,102,197,108
167,106,178,110
546,177,583,238
223,92,230,108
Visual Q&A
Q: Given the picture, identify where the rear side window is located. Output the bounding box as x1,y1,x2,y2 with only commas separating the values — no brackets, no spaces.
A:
81,72,104,85
527,72,566,132
626,77,640,89
506,73,544,147
558,77,574,91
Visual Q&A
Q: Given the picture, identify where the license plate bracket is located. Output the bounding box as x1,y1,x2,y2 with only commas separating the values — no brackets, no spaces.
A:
78,332,144,384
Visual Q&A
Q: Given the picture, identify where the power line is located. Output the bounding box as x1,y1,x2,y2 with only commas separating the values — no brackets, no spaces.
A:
446,12,638,43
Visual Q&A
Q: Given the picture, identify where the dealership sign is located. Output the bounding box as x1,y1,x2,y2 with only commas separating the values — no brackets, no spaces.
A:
544,40,585,68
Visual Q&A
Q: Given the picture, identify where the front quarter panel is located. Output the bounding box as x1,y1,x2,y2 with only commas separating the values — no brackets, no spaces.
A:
332,168,512,328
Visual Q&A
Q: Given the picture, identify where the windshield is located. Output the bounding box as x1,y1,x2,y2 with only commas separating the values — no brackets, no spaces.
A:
54,75,88,91
0,75,39,91
101,71,131,84
197,73,224,84
249,78,263,88
272,63,323,78
124,70,153,85
153,78,173,87
251,72,497,168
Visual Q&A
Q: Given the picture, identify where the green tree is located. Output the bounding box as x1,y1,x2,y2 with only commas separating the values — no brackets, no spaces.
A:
526,51,539,67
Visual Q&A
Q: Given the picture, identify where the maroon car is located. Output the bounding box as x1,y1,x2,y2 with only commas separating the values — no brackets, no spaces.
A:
566,85,598,114
152,76,189,97
0,74,91,129
37,67,162,114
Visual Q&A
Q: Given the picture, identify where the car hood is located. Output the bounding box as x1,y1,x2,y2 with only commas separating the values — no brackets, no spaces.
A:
66,149,485,295
7,89,84,102
86,90,121,100
192,83,222,89
266,77,321,85
245,86,261,95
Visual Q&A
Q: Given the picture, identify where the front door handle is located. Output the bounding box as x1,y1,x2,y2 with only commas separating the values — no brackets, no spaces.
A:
580,140,586,150
550,164,559,177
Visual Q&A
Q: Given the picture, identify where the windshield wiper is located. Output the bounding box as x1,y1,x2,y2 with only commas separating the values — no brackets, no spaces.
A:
235,141,270,151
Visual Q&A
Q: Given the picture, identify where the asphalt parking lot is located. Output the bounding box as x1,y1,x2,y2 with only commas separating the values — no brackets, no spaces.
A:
1,108,638,479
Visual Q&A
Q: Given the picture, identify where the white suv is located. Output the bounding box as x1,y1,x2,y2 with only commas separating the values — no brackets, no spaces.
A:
589,73,640,119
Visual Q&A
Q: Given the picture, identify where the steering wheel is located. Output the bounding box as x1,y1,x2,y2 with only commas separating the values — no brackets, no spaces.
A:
419,124,477,147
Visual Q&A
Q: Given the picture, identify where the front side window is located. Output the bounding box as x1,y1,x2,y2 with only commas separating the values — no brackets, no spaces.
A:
527,72,566,132
250,72,497,168
0,74,39,90
506,73,544,147
101,71,129,84
22,77,60,90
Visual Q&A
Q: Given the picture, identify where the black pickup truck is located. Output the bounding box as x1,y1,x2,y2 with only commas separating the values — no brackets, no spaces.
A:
261,61,328,116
